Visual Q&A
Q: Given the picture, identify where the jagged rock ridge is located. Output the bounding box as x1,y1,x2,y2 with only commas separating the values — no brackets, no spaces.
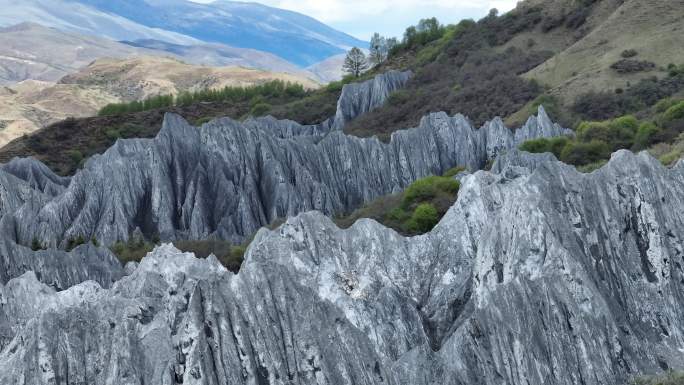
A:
0,103,570,248
0,150,682,384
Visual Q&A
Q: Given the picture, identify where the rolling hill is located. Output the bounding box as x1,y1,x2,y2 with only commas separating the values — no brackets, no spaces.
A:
523,0,684,104
0,56,319,147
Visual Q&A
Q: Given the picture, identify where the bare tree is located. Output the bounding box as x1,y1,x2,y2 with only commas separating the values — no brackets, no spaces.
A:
343,47,369,77
369,33,388,66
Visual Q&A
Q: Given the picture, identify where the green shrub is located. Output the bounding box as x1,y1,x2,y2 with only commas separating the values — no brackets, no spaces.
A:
407,203,439,233
576,115,638,151
326,80,344,92
655,98,677,113
334,173,461,236
659,151,681,166
631,371,684,385
560,140,611,166
633,122,660,150
621,49,638,58
68,150,83,165
66,235,86,251
249,102,272,117
387,90,411,106
664,100,684,121
519,136,570,158
174,239,245,272
31,237,45,251
99,80,308,116
402,176,460,208
576,159,608,173
442,166,466,178
105,128,122,140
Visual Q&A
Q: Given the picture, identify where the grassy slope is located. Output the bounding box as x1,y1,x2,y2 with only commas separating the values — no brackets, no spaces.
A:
524,0,684,105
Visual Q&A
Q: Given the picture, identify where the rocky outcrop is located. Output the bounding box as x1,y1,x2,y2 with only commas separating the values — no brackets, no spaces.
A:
246,70,413,137
1,157,70,196
0,241,122,290
1,150,682,384
0,105,571,247
332,70,413,129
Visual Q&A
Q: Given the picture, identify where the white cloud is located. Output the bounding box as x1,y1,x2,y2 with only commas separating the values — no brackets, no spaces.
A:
192,0,519,40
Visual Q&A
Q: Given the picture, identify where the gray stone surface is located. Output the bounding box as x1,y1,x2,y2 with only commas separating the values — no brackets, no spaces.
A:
1,157,70,196
332,70,413,130
0,105,570,248
0,150,682,384
0,241,123,289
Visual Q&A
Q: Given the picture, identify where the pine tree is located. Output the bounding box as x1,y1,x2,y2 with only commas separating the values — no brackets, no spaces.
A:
343,47,369,77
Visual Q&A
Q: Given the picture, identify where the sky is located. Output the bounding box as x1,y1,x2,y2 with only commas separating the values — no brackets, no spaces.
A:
192,0,518,40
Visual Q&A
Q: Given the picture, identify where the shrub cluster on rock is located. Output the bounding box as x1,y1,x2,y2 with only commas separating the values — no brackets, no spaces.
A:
631,371,684,385
335,169,462,235
522,97,684,168
110,236,248,272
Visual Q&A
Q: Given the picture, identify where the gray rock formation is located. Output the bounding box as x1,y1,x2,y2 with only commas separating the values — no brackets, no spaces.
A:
0,150,682,384
1,157,70,196
0,241,122,289
0,105,571,248
0,70,413,288
332,70,413,130
245,70,413,137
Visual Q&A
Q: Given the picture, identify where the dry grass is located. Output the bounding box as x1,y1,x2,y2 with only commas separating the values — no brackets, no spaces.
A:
0,56,318,148
524,0,684,104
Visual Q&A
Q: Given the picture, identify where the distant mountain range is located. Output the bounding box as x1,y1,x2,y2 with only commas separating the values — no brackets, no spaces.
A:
0,23,315,85
0,0,367,67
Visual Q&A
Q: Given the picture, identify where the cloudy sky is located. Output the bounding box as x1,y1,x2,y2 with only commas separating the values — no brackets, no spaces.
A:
193,0,518,40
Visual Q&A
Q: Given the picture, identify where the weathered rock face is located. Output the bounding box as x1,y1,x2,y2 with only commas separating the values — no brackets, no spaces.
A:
0,104,570,248
0,241,123,289
245,70,413,138
1,157,70,196
1,150,682,384
332,70,413,130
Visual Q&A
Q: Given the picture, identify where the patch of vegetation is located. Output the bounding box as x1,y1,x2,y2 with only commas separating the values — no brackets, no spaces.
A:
621,49,638,58
610,59,656,74
345,11,554,139
521,97,684,167
631,371,684,385
650,132,684,166
335,171,461,236
110,235,249,272
98,80,306,116
572,71,684,121
99,94,174,116
31,237,46,251
1,79,334,175
442,166,466,178
389,17,451,57
104,123,145,140
664,100,684,121
173,239,246,273
65,235,87,251
110,236,155,265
